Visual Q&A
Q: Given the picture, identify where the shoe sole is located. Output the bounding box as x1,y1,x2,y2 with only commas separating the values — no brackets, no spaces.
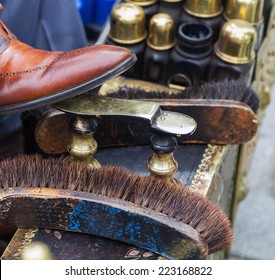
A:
0,54,137,114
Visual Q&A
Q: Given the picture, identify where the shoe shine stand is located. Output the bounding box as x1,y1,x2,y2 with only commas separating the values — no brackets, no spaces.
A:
2,0,275,261
1,84,247,259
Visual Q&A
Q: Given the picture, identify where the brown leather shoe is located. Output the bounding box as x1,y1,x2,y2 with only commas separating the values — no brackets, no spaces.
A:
0,9,136,113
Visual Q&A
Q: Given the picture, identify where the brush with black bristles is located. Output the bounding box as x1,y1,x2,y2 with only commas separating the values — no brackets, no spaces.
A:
0,154,233,260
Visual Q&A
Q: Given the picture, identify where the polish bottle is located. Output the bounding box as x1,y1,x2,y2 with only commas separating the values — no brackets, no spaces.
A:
168,21,213,88
223,0,264,50
107,3,147,79
180,0,224,41
143,13,176,85
208,19,257,86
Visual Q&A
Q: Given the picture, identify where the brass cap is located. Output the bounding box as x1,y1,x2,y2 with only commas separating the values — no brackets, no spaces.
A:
184,0,223,18
147,13,176,50
124,0,158,6
109,3,147,44
215,19,257,64
224,0,264,24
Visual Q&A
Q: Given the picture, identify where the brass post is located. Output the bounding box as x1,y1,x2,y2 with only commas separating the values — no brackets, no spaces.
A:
68,116,100,168
147,133,180,184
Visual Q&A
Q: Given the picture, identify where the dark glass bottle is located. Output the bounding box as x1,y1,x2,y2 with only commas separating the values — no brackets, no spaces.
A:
180,0,223,42
168,21,213,87
143,13,176,85
158,0,184,29
208,19,257,86
106,2,147,79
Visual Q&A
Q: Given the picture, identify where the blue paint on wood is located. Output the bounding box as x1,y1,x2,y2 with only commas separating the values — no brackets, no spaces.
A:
68,201,173,257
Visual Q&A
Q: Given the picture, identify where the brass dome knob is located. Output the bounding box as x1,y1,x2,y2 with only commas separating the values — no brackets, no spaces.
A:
224,0,264,24
109,3,147,44
184,0,223,18
215,19,257,64
147,13,176,50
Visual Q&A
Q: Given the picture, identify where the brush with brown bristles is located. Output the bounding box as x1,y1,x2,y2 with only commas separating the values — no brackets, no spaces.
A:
98,77,260,144
34,78,259,155
0,154,233,260
99,77,260,113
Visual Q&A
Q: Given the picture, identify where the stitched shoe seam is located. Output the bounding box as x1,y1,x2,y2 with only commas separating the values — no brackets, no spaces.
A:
0,65,48,77
49,46,94,64
0,46,98,77
0,51,63,77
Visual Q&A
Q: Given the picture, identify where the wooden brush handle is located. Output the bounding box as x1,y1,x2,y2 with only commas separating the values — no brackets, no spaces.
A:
0,188,208,260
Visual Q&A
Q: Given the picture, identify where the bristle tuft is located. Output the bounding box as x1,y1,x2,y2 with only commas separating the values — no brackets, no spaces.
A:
107,79,259,113
134,179,234,253
0,154,233,254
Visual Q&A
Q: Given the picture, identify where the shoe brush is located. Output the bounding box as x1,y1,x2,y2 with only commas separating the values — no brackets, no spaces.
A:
34,77,259,156
0,154,233,260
